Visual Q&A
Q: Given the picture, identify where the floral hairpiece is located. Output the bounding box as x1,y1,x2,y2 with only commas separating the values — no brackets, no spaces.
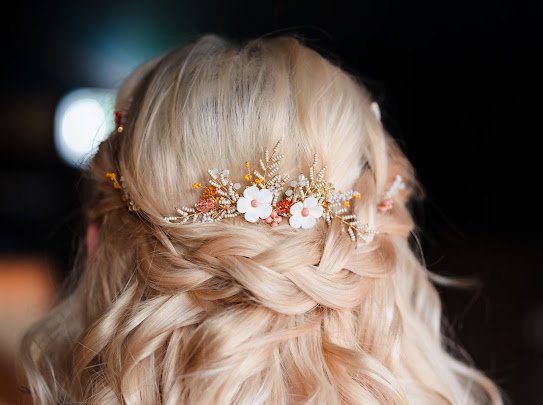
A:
105,107,407,243
160,139,377,242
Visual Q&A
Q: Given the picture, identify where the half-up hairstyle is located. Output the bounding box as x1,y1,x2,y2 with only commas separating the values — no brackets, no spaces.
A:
21,34,503,404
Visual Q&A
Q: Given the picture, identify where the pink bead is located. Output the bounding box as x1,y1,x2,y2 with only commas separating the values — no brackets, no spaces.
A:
251,199,259,207
265,210,283,227
301,207,309,217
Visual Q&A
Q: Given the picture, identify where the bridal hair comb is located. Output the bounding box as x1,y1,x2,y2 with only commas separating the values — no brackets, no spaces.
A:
105,106,404,243
162,139,377,242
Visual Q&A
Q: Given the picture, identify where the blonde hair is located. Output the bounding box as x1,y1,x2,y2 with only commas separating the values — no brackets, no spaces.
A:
21,34,503,404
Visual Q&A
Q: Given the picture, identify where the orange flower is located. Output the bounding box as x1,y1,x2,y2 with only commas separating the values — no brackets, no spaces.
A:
201,185,217,198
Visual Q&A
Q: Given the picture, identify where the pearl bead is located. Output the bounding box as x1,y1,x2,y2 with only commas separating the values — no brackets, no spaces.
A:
251,199,259,207
301,208,309,217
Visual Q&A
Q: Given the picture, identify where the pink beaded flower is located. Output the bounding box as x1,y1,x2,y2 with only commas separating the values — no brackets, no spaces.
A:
377,198,394,213
264,210,282,227
195,198,216,213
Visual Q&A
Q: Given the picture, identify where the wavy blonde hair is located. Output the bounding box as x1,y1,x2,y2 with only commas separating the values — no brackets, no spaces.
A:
21,34,503,404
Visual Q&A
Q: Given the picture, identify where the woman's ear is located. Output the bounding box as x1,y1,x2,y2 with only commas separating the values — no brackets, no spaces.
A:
86,219,100,261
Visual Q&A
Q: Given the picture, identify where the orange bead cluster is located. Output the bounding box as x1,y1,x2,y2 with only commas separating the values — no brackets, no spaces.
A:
201,185,217,199
275,199,294,215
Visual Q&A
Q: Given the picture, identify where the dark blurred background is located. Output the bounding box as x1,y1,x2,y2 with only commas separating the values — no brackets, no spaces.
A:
1,1,541,403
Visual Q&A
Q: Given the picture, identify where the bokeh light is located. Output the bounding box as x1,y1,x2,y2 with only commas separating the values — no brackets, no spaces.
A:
54,88,116,167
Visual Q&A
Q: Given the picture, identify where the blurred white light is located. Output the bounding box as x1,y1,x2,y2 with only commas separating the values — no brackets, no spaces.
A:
55,88,116,167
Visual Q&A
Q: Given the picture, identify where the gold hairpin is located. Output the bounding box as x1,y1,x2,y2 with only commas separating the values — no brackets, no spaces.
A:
105,172,138,212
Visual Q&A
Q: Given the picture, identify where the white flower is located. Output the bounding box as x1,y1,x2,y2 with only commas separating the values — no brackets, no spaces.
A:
236,185,273,223
370,102,381,121
289,197,323,229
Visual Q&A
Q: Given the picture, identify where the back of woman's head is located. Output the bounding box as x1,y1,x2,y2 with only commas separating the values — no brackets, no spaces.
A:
22,34,502,404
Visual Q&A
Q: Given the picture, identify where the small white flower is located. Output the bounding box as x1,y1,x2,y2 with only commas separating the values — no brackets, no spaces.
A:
298,174,308,186
290,180,297,187
289,197,324,229
285,189,293,196
370,102,381,121
233,182,241,190
236,185,273,223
